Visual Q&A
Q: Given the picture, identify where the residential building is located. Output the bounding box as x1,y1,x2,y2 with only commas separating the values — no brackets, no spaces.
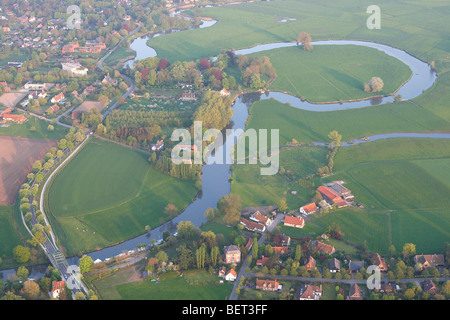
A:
240,218,265,233
413,254,445,270
250,211,272,226
224,245,241,264
299,202,318,215
299,284,322,300
311,240,336,255
371,253,388,272
51,92,65,103
225,269,237,281
422,279,439,295
51,281,65,299
256,279,281,292
273,247,289,256
273,234,290,246
347,283,363,300
304,256,316,271
284,215,305,228
256,257,269,267
349,260,365,273
329,258,341,273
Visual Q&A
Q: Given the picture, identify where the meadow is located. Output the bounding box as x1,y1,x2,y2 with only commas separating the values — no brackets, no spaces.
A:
45,138,197,256
0,206,21,259
0,116,68,140
250,45,412,102
245,99,449,146
94,269,233,300
147,0,450,74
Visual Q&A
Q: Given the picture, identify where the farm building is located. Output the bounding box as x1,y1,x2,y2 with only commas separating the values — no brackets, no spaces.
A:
240,218,265,233
300,202,318,215
317,186,348,208
250,211,272,226
0,108,27,123
284,215,305,228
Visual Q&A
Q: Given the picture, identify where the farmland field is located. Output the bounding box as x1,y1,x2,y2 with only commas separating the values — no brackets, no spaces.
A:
249,45,412,102
0,136,59,205
45,138,197,256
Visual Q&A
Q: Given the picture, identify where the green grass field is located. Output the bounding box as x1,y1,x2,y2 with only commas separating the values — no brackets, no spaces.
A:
0,206,22,258
0,116,68,140
250,45,412,102
45,138,197,256
245,99,449,145
311,138,450,254
230,146,325,208
94,270,233,300
146,0,450,74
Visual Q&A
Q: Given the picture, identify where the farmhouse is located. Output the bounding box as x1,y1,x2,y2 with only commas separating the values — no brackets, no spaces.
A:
240,218,265,233
413,254,445,270
256,279,281,291
299,202,318,215
299,284,322,300
250,211,272,226
0,108,27,123
317,186,348,208
326,181,354,200
224,245,241,264
284,215,305,228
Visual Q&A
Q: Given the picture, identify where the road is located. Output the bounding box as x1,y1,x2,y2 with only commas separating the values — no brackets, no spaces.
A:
98,23,141,120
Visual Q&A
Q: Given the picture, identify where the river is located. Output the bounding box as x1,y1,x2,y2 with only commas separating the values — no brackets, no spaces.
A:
2,18,446,278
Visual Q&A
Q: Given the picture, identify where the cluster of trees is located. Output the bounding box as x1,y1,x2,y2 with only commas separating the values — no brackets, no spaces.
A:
193,90,233,131
149,153,202,180
297,32,313,51
217,194,243,225
364,76,384,93
131,52,237,91
316,130,341,175
235,55,276,89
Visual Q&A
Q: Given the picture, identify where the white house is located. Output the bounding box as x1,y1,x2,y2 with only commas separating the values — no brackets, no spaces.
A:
225,269,237,281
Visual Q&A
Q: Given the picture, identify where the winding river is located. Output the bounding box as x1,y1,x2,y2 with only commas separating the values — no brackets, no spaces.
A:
2,18,447,279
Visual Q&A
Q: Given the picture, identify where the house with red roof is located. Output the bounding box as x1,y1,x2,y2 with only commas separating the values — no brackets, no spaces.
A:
250,211,272,226
51,92,65,103
299,202,318,215
299,284,322,300
51,281,65,299
305,255,316,271
0,108,27,123
225,269,237,281
284,215,305,228
311,240,336,255
240,218,265,233
256,279,281,291
256,257,269,267
318,186,348,208
371,253,388,272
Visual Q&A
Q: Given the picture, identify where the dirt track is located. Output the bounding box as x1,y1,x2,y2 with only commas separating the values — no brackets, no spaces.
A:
0,136,58,205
